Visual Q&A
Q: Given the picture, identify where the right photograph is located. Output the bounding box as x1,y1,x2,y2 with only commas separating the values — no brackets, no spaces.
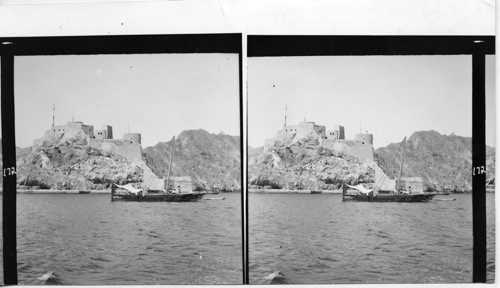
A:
247,37,495,284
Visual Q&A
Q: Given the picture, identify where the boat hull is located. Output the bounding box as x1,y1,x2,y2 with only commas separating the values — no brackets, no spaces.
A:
342,193,435,202
112,192,205,202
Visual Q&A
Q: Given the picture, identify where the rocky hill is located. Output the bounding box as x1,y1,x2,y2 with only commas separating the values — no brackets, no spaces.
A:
249,130,495,192
248,146,264,158
375,130,495,192
143,130,241,191
14,135,143,190
248,137,374,190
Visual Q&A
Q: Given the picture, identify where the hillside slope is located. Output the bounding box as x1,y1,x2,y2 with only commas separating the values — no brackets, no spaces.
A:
375,130,495,192
143,130,241,191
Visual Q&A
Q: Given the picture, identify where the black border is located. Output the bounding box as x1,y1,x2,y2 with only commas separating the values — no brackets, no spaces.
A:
248,35,494,56
0,33,246,285
247,35,494,283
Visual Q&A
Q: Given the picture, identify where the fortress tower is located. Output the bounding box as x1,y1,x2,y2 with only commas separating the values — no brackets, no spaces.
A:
326,125,345,140
354,133,374,145
123,133,142,144
96,125,113,140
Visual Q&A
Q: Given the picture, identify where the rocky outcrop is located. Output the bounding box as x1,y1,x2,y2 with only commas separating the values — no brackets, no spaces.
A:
375,130,495,192
250,130,495,192
249,137,374,190
16,135,143,190
143,130,241,192
3,129,240,191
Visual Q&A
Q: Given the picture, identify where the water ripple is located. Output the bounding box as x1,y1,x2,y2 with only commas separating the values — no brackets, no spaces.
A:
249,193,494,284
14,193,243,285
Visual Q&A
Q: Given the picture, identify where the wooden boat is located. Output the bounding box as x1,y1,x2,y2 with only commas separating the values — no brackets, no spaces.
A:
111,184,205,202
342,137,435,203
342,186,435,202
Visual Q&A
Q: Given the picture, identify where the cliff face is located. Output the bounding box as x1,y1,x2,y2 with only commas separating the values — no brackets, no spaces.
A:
15,135,143,190
375,130,495,192
143,130,241,191
248,137,374,190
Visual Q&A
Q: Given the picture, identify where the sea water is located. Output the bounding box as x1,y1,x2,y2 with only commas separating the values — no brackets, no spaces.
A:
0,192,494,284
10,193,242,285
249,193,495,284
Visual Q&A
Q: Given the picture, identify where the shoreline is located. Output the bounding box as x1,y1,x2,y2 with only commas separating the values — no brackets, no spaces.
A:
0,189,238,194
249,189,342,194
249,189,494,194
16,189,109,194
0,188,493,194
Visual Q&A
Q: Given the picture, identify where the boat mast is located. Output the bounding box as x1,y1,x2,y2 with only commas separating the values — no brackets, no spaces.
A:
284,104,287,127
165,135,175,192
52,104,55,127
397,137,406,191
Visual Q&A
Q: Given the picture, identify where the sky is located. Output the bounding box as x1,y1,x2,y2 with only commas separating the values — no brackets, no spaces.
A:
13,54,240,148
248,55,496,148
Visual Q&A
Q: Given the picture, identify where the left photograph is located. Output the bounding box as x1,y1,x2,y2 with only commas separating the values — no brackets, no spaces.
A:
6,36,243,285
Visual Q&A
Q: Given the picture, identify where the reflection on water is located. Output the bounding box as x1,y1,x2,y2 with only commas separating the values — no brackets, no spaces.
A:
14,193,242,285
249,193,495,284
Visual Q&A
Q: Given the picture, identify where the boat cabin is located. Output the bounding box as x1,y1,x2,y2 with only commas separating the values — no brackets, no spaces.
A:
398,177,424,193
167,176,193,193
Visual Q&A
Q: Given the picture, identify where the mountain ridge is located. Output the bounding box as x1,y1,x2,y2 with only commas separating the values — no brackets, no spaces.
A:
143,129,241,191
375,130,495,192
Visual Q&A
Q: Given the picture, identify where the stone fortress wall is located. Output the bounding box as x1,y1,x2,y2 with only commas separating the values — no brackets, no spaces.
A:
264,121,374,162
33,121,95,150
87,138,142,163
33,121,142,163
263,120,423,192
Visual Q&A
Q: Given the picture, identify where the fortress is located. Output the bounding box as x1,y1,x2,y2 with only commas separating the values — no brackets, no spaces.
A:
33,121,143,163
263,120,423,192
32,117,192,191
264,121,375,162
